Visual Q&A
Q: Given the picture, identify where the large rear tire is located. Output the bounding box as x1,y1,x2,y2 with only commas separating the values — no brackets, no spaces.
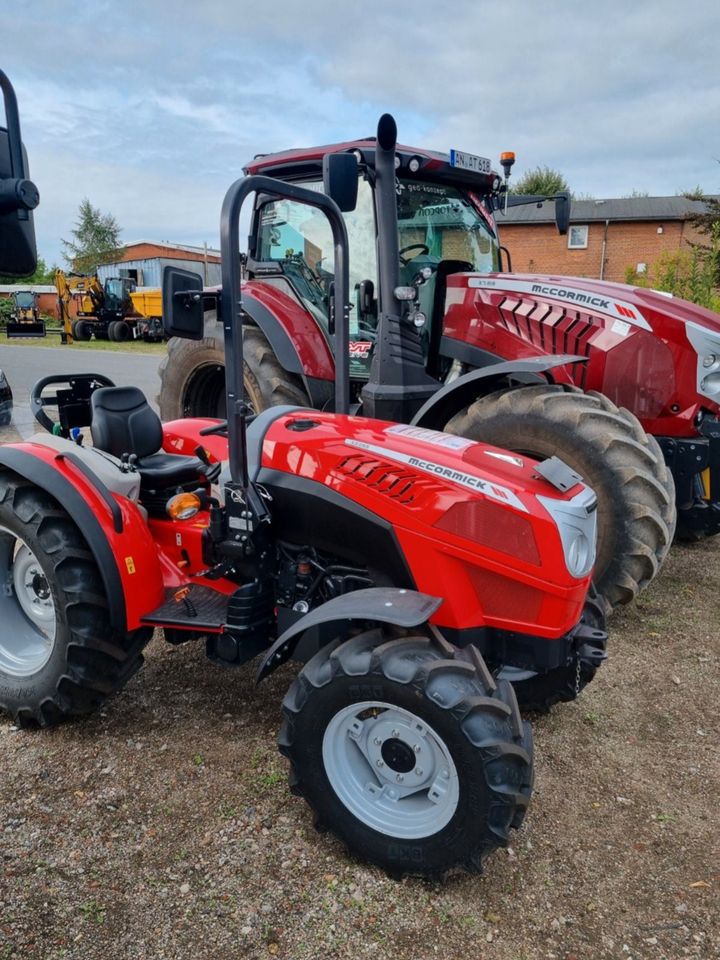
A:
158,313,307,421
280,629,533,879
0,474,151,726
446,385,676,613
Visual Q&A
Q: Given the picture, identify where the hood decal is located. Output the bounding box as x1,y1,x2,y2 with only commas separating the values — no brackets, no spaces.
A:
469,277,652,331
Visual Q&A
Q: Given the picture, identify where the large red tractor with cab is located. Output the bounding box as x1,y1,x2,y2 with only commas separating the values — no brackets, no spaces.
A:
160,120,720,611
0,78,607,878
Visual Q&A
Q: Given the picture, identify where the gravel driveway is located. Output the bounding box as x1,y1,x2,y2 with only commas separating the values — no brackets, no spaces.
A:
1,534,717,960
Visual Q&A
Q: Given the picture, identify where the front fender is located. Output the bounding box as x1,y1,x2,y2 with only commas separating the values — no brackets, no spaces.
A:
256,587,442,681
0,444,164,633
410,354,586,430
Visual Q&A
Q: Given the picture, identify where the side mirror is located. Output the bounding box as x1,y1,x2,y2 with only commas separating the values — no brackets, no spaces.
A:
555,191,571,235
0,70,39,277
162,266,204,340
322,153,358,213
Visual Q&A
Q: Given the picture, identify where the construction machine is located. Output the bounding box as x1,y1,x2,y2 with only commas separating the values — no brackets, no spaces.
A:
55,269,137,342
5,289,45,337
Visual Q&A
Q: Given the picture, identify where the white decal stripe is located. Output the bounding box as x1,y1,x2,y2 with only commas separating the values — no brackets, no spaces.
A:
345,439,528,512
468,277,652,331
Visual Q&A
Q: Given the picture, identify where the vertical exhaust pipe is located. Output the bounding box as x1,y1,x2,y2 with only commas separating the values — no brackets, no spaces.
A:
361,113,436,422
374,113,402,318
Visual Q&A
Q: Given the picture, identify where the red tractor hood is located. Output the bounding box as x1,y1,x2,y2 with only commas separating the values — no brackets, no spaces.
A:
444,272,720,434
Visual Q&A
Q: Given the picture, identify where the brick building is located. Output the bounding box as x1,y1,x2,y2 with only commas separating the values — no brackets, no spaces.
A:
496,196,711,282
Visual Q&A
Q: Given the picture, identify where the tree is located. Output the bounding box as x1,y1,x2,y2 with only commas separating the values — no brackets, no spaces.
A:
61,198,124,274
0,256,58,284
683,165,720,287
512,165,569,196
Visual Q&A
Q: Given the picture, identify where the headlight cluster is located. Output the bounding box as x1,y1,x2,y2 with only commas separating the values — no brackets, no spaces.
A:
686,321,720,402
538,486,598,579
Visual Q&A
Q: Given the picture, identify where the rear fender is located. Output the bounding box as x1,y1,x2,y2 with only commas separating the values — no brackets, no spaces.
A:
256,587,442,681
0,444,165,633
410,354,586,430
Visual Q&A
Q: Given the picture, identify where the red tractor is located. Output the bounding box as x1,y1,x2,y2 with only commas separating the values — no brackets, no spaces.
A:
161,121,720,613
0,77,607,878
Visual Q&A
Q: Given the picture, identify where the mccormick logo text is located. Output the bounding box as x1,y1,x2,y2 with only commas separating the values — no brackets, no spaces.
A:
530,284,610,309
344,439,528,512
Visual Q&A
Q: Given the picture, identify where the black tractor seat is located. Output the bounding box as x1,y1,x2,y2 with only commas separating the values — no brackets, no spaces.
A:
90,386,220,492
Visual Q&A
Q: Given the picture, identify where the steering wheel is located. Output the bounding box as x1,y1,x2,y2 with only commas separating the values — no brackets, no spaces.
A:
399,243,430,266
30,373,115,435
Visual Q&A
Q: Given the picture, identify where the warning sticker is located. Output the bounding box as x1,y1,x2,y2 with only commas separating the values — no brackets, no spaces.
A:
384,423,474,451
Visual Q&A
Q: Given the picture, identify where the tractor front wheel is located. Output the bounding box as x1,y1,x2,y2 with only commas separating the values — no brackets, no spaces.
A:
280,629,533,879
0,473,151,726
446,385,676,613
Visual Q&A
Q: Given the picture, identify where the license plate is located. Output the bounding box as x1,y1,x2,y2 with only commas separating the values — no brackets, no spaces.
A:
449,149,492,175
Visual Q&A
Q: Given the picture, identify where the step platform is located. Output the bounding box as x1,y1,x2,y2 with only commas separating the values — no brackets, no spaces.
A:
141,585,230,631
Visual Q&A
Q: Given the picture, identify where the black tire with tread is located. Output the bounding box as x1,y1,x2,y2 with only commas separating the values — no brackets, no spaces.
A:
446,384,676,612
158,312,307,421
0,473,152,727
279,628,533,880
73,319,92,342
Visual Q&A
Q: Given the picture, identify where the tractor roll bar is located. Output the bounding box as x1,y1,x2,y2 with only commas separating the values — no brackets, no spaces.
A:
219,174,350,487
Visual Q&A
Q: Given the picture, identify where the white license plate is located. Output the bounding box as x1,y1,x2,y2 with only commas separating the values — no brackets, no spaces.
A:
449,149,491,174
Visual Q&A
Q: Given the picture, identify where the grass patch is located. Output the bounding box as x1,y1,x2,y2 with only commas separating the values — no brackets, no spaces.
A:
2,332,166,355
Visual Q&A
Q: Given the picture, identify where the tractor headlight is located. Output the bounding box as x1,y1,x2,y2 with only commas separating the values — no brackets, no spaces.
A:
686,321,720,402
538,485,598,579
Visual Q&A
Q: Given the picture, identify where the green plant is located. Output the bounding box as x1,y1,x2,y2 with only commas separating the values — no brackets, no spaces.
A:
78,900,106,924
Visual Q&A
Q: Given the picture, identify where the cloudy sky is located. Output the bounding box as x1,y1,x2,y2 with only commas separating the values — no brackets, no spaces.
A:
2,0,719,267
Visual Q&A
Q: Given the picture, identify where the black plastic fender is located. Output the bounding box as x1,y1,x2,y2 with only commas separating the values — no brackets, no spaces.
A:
256,587,442,682
0,446,128,633
409,354,587,431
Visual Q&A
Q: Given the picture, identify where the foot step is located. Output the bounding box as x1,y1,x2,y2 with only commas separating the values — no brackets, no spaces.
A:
141,585,230,630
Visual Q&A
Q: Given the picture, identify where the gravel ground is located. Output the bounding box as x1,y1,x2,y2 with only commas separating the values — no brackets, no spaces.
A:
1,539,718,960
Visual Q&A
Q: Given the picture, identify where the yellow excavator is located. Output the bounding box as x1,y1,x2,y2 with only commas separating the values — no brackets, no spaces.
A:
55,270,163,343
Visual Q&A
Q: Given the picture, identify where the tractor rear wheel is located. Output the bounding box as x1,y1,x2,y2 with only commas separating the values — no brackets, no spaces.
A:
0,473,151,726
158,313,307,421
280,629,533,879
446,385,676,613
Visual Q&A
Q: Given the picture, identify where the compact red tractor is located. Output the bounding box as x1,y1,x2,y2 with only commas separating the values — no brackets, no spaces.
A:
163,121,720,613
0,78,607,877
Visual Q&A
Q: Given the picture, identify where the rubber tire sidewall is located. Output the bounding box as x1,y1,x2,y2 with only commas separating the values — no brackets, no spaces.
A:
291,672,498,873
0,501,75,712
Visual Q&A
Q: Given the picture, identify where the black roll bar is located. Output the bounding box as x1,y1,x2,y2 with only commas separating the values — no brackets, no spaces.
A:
219,174,350,488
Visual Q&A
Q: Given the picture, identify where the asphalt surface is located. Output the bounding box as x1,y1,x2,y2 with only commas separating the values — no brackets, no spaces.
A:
0,344,163,441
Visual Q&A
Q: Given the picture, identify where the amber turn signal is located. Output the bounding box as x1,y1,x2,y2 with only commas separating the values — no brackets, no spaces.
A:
166,492,202,520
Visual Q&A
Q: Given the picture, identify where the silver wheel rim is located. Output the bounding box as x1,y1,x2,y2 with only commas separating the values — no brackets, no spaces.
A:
322,700,460,839
0,527,57,677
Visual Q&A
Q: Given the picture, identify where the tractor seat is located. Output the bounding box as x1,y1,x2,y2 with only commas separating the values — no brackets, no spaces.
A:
90,386,219,490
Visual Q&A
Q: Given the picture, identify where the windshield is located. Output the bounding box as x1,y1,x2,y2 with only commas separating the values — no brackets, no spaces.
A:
15,292,35,309
397,180,499,273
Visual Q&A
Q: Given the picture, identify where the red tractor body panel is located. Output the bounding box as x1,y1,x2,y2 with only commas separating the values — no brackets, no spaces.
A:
163,412,595,640
443,273,720,438
1,442,166,630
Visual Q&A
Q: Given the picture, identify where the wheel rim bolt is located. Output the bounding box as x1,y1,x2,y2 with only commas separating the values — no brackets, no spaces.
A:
396,774,404,782
442,769,450,779
414,744,421,753
391,730,399,738
376,759,384,767
373,737,382,746
415,768,423,777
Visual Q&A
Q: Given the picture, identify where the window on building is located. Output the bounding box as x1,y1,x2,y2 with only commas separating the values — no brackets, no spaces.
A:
568,225,589,249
